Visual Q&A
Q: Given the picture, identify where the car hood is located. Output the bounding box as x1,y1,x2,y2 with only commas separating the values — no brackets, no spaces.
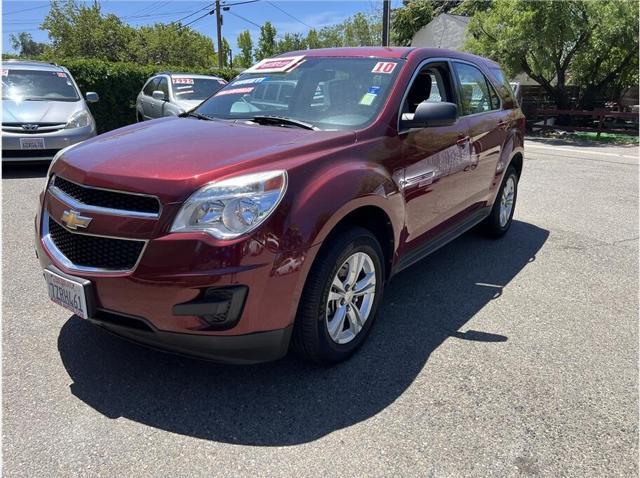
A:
54,117,356,202
2,99,83,124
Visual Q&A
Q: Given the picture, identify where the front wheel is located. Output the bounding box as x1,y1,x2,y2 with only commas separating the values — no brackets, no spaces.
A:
482,166,518,237
292,227,385,365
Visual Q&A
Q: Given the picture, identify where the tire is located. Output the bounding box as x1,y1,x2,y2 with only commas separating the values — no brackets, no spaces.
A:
291,227,385,365
482,166,518,238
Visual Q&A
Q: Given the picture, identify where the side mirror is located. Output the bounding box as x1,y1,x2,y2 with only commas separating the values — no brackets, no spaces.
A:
402,101,458,129
152,90,167,101
85,92,99,103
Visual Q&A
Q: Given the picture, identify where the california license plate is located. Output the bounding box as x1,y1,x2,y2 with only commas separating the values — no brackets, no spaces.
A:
20,137,45,150
44,268,89,319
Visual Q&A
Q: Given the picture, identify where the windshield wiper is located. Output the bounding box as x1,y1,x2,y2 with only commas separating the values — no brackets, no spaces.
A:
249,115,318,131
181,111,215,121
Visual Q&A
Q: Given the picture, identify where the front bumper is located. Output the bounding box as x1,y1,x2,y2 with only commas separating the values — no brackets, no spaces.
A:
2,124,95,161
36,200,319,363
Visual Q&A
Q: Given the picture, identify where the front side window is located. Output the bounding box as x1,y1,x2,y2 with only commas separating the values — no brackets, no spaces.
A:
401,63,454,121
171,77,225,101
143,77,159,96
193,57,404,131
2,69,80,102
453,62,500,116
489,67,516,105
157,77,170,97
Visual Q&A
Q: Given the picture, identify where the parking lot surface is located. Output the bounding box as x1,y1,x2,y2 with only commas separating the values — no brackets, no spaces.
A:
2,138,638,477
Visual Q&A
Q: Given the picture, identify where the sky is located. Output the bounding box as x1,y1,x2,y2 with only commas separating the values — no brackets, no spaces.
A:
2,0,404,54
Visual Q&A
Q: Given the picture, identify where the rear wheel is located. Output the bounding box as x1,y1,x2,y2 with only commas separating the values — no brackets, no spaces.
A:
292,227,384,365
482,166,518,237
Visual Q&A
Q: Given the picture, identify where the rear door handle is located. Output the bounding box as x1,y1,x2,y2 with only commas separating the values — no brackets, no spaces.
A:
497,120,509,130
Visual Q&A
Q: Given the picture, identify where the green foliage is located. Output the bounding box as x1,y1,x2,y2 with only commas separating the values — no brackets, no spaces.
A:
255,21,277,61
313,12,382,48
41,0,216,68
9,32,47,57
392,0,434,46
234,30,254,68
276,33,307,54
128,23,216,68
51,58,236,133
465,0,639,110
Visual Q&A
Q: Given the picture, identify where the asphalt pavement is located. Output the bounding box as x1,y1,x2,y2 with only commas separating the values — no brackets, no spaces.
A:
2,137,638,477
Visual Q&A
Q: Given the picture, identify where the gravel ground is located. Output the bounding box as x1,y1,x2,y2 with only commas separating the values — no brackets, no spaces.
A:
2,138,638,477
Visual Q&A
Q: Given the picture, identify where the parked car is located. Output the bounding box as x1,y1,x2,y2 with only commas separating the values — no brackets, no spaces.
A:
2,60,98,162
37,48,524,365
136,72,227,121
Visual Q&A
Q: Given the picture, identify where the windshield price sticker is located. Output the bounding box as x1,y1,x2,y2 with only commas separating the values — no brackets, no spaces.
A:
173,78,194,84
1,69,7,76
246,55,305,74
216,86,255,96
371,62,397,74
234,77,268,86
56,72,68,78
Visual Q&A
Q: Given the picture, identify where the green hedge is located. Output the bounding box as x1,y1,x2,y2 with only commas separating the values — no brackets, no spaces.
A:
3,57,238,133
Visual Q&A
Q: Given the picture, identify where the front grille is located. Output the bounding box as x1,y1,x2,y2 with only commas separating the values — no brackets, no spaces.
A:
3,149,59,158
48,216,145,270
53,176,160,215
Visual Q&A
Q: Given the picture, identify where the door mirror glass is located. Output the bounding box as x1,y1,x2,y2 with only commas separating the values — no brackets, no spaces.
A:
152,90,166,101
85,92,99,103
402,101,458,129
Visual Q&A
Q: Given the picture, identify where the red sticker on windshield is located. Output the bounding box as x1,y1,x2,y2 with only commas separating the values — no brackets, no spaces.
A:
56,72,67,78
371,62,397,74
1,69,7,76
216,86,254,96
172,78,194,85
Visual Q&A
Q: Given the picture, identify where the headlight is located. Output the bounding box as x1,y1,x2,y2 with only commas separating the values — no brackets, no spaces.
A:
171,170,287,239
65,110,93,129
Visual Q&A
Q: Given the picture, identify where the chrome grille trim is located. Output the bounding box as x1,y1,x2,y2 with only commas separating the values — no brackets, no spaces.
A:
42,211,148,275
49,175,161,219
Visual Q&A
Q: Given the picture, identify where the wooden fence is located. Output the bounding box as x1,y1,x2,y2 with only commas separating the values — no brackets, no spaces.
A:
527,109,639,137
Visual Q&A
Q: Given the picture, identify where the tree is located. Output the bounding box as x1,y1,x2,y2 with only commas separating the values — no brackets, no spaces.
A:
391,0,434,46
9,32,48,57
221,37,232,67
130,23,215,67
42,0,135,62
276,33,307,54
41,0,216,68
235,29,254,68
255,21,277,61
306,29,321,50
465,0,638,111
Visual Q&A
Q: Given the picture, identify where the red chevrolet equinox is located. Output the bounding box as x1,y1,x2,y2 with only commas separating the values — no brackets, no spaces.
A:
37,48,524,364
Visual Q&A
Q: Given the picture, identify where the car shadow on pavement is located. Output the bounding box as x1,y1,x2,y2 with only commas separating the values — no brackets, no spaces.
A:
2,163,49,179
57,220,549,446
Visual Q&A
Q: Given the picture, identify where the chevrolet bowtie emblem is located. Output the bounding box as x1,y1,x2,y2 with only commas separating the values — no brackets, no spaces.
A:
61,210,92,230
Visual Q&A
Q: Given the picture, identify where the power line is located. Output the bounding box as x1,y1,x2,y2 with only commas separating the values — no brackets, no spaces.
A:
181,8,217,29
3,4,48,16
226,10,261,29
170,3,215,26
264,1,312,29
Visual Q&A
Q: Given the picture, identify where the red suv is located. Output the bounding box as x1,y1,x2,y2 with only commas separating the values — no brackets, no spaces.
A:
37,48,524,364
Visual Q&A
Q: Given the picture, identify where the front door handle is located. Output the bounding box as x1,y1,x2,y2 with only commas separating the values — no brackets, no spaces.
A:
456,136,469,148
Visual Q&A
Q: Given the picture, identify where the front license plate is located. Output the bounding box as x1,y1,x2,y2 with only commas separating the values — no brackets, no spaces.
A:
20,137,45,150
44,269,89,319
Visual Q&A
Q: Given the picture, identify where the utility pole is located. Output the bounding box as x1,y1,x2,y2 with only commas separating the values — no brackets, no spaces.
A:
382,0,391,47
215,0,224,68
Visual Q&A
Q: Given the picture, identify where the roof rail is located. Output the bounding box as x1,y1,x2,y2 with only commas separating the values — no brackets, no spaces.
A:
5,58,58,65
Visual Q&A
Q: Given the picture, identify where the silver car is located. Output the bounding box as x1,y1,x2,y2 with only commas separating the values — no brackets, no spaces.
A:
2,60,98,162
136,72,227,121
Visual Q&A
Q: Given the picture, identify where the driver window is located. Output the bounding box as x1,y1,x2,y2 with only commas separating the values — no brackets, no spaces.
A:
157,77,170,98
402,64,452,121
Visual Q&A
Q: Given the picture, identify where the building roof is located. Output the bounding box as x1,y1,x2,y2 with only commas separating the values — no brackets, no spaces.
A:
411,14,471,50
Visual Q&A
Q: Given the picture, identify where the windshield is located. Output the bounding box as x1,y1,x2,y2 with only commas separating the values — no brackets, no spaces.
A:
172,77,226,101
193,57,404,130
2,69,80,102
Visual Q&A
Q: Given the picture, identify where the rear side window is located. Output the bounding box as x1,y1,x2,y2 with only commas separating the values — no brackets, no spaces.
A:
489,67,516,104
143,78,159,96
453,62,500,116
